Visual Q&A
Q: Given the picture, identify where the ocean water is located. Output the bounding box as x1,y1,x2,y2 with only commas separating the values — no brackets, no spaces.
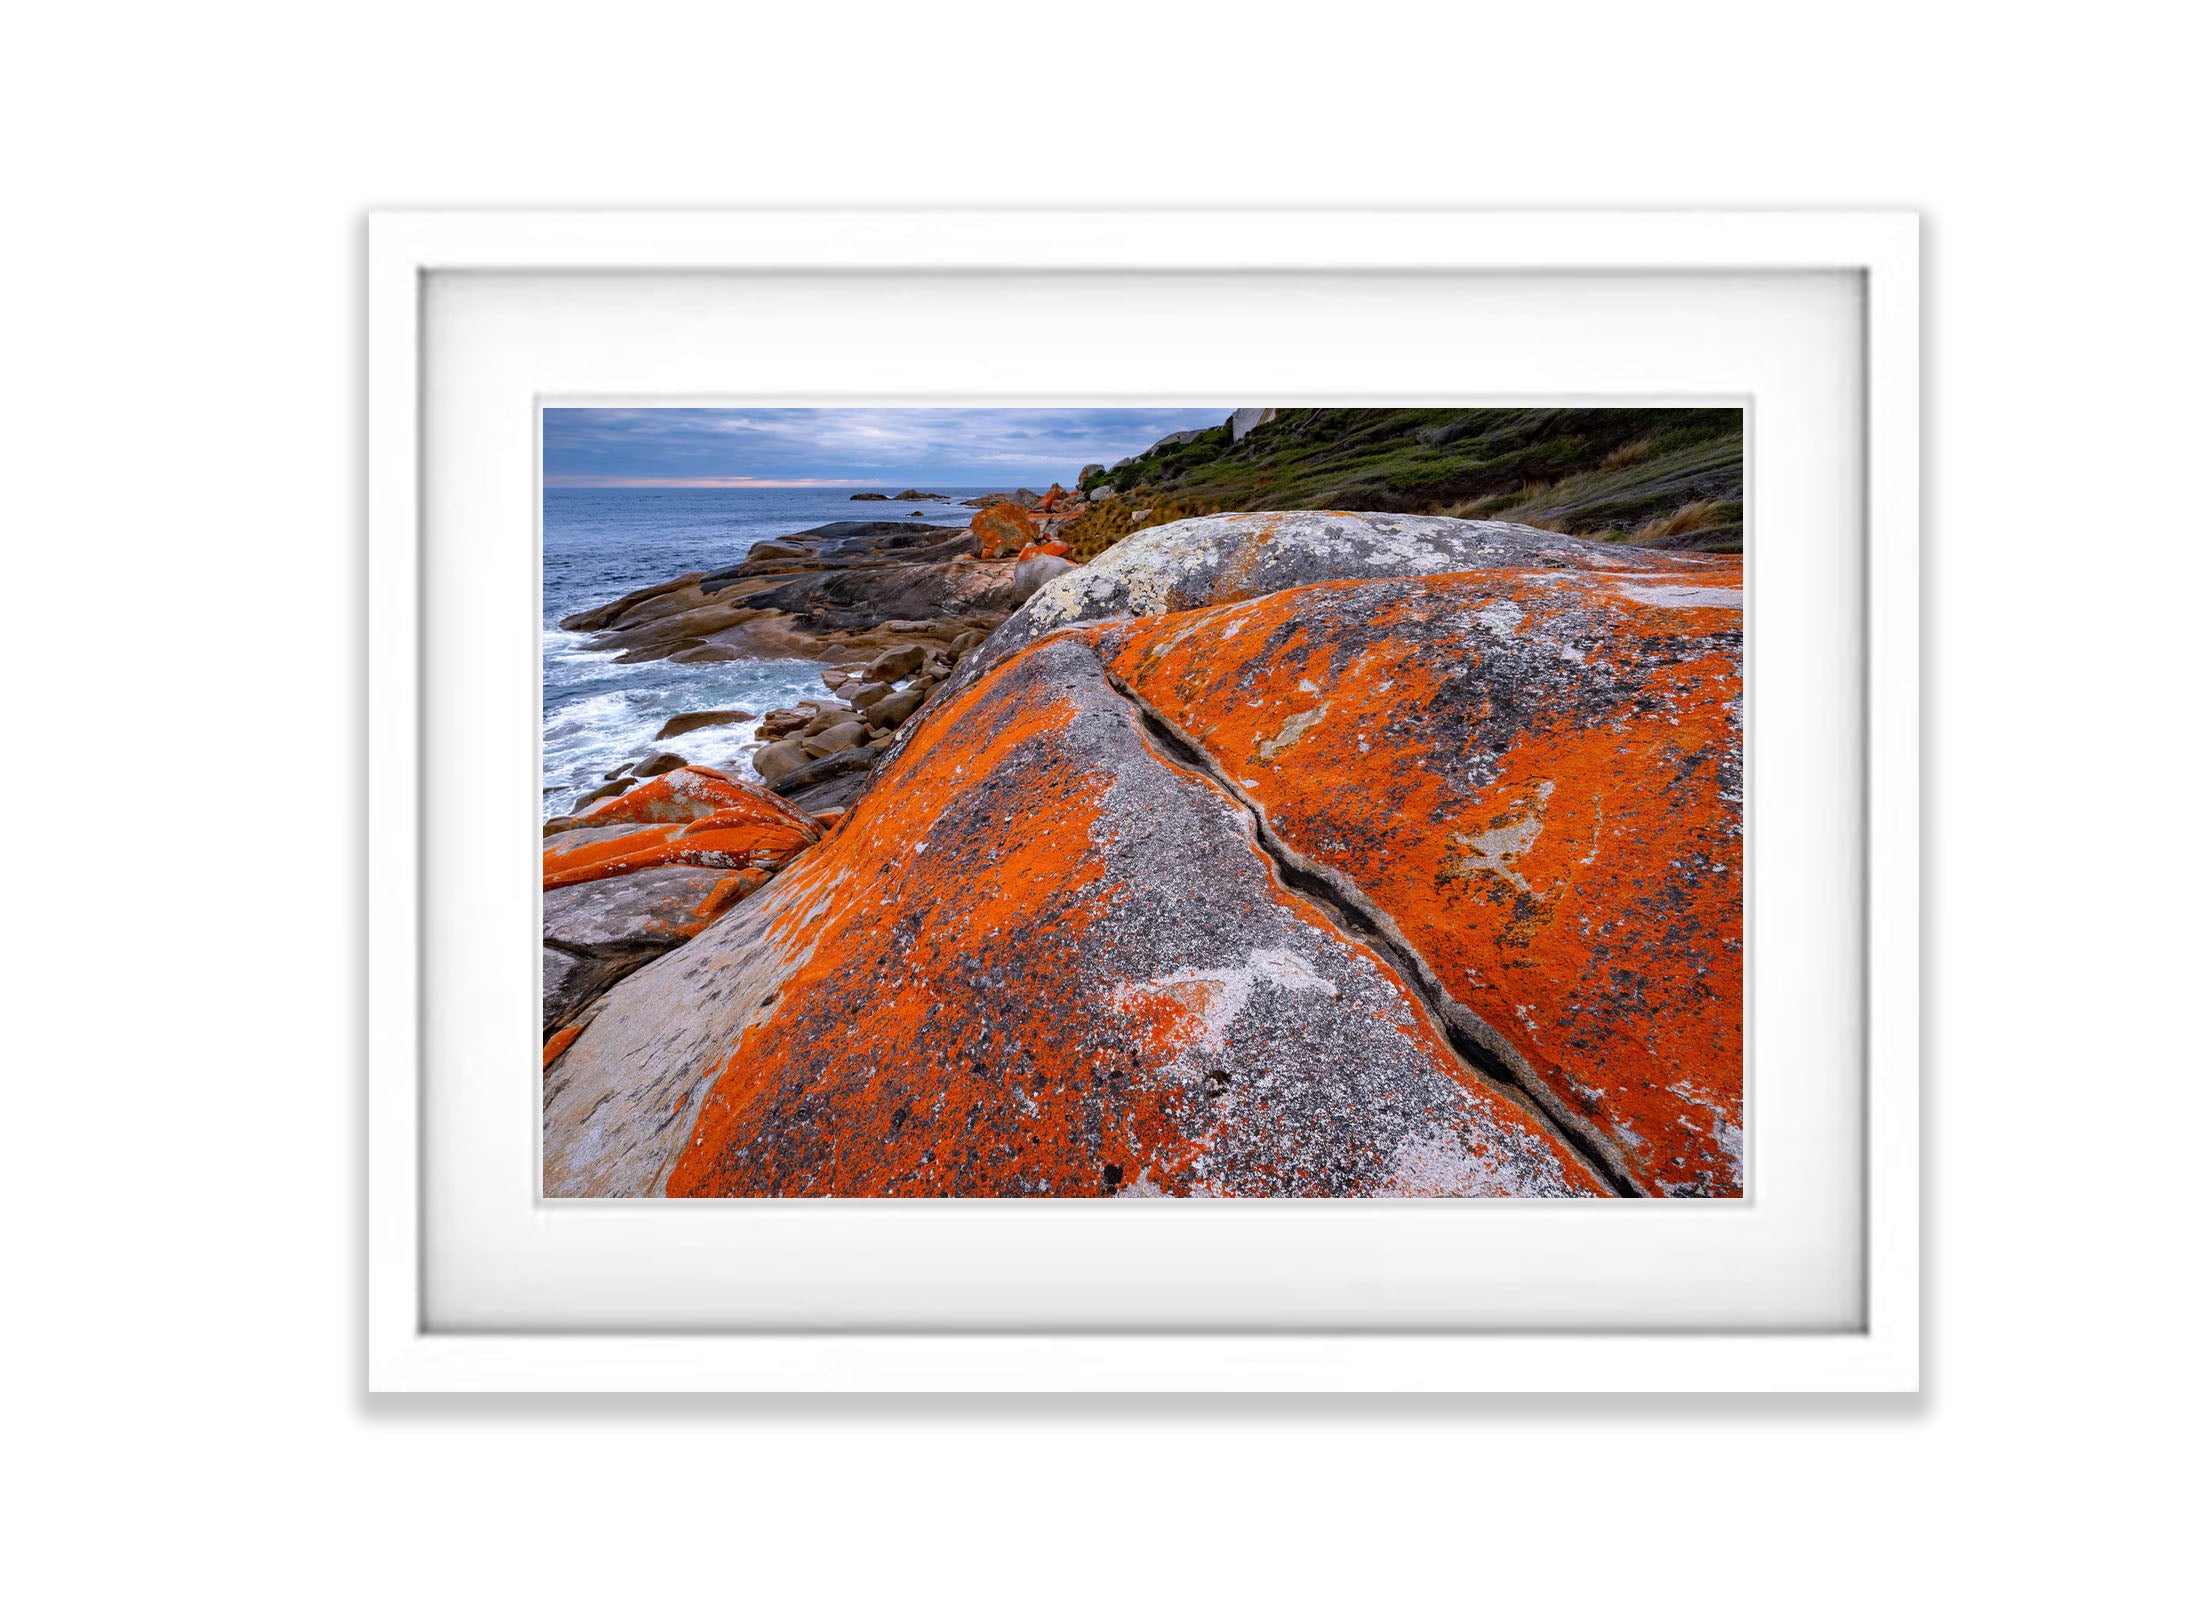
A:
542,487,978,817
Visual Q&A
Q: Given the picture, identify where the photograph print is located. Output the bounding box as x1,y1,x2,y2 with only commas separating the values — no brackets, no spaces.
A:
540,406,1744,1199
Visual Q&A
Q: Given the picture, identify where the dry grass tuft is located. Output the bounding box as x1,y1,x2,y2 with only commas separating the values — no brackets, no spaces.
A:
1435,492,1509,519
1631,499,1725,544
1601,438,1651,470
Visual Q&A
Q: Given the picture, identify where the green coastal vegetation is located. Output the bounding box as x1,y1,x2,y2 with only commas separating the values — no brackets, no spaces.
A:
1065,407,1744,559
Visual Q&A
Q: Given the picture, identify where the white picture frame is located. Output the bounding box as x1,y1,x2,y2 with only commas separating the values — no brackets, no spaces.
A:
368,210,1918,1392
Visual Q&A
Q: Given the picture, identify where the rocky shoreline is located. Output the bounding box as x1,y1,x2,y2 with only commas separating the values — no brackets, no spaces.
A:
542,499,1745,1200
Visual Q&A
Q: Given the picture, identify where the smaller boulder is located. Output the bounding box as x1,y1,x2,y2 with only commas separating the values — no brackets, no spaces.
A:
656,708,755,739
845,681,892,711
751,739,811,781
969,501,1038,557
802,719,869,758
1010,554,1076,603
633,752,688,777
862,688,925,729
767,745,878,796
569,776,637,810
866,642,928,683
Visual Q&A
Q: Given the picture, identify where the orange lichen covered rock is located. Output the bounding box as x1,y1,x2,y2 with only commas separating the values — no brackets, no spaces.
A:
969,501,1038,558
542,814,817,889
569,765,817,831
544,633,1607,1199
1103,563,1744,1195
541,769,820,889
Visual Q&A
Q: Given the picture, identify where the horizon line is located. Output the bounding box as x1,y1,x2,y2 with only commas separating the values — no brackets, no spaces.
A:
543,475,1019,490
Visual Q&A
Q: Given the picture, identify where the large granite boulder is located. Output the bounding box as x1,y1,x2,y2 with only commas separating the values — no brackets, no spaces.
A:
545,633,1612,1199
966,509,1721,681
542,512,1744,1199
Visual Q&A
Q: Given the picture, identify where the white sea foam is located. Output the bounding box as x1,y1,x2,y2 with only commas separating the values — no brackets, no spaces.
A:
540,488,979,817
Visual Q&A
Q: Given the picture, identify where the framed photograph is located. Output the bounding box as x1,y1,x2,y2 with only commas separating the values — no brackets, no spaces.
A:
368,210,1917,1390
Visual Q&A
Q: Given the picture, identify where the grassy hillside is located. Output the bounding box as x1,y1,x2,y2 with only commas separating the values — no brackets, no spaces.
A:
1065,407,1744,560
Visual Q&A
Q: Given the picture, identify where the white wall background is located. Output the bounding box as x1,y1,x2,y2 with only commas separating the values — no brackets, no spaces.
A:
4,3,2187,1594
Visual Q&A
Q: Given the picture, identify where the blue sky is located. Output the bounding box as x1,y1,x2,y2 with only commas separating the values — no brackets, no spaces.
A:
543,407,1233,488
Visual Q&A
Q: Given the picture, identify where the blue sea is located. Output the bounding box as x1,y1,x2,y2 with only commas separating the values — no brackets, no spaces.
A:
542,487,979,817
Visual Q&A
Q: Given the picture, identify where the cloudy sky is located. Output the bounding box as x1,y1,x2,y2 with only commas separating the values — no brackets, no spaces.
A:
543,407,1233,488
